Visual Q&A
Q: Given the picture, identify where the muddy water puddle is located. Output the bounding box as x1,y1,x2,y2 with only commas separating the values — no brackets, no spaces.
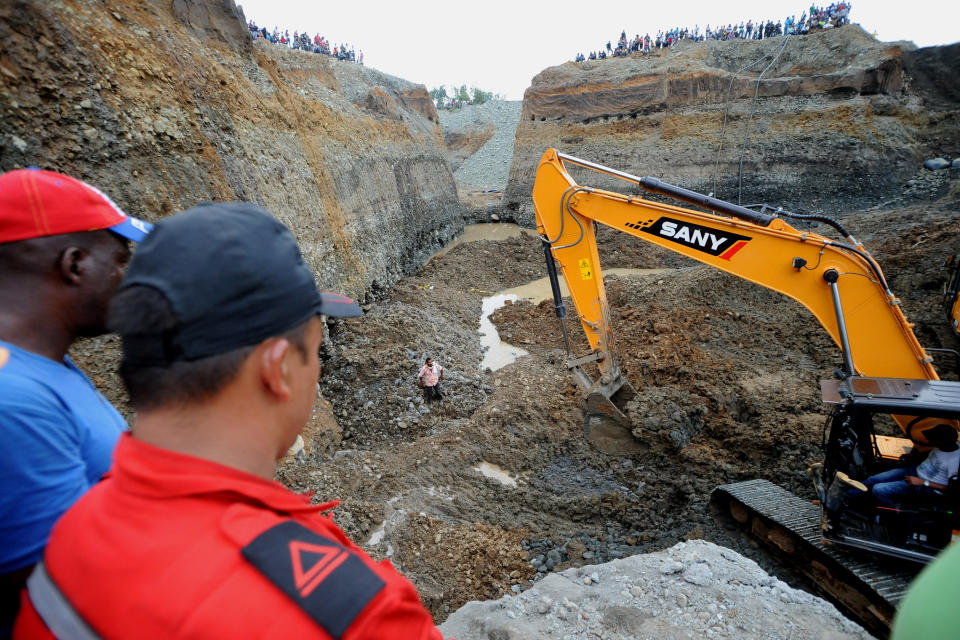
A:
480,294,530,371
473,462,518,487
481,268,671,371
429,223,533,264
425,225,672,371
500,268,671,305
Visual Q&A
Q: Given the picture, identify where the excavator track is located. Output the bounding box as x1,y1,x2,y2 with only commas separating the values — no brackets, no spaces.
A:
710,479,918,638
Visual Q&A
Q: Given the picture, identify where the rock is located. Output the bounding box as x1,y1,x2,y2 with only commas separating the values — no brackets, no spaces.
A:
285,434,305,458
924,157,950,170
953,158,960,169
535,596,552,614
9,135,27,152
82,127,98,141
79,99,92,109
628,387,707,450
660,560,684,575
487,628,517,640
441,541,874,639
683,563,714,587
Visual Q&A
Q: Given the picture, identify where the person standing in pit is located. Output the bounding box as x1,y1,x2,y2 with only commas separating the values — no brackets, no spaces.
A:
417,356,444,403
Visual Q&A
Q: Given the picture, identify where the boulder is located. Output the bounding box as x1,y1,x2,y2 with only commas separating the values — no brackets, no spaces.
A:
924,157,950,170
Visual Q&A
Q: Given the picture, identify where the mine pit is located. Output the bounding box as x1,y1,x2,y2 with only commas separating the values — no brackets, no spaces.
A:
8,4,958,637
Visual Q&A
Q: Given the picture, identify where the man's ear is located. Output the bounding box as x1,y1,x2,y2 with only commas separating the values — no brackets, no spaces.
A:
259,338,293,401
58,247,87,285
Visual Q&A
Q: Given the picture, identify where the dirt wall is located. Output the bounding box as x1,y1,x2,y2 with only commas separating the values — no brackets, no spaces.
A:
0,0,462,300
504,26,960,226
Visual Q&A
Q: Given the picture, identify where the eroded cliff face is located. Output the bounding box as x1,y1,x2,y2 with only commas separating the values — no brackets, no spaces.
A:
504,25,959,225
0,0,461,299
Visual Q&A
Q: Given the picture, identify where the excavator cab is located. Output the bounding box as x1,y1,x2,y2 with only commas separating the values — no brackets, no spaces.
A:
820,375,960,562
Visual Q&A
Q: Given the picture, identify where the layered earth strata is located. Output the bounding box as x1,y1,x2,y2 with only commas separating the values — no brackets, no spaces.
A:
503,25,960,226
0,0,462,300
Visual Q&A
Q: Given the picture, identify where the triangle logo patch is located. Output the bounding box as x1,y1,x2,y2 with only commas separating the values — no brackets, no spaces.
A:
289,540,349,598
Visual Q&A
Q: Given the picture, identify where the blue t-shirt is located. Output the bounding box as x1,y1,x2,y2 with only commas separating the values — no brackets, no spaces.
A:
0,340,127,573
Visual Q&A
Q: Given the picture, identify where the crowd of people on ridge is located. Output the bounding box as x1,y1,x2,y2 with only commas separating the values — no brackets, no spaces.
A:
247,20,363,64
574,3,852,62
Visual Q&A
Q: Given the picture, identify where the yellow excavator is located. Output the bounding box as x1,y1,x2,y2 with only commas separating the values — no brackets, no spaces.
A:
531,148,959,636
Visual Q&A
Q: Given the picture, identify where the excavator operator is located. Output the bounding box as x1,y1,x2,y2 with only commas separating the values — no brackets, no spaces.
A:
841,423,960,507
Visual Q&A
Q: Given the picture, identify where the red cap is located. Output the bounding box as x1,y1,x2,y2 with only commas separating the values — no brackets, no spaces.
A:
0,168,151,244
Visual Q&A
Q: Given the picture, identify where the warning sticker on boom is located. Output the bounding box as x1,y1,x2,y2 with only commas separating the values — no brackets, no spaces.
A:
578,259,593,280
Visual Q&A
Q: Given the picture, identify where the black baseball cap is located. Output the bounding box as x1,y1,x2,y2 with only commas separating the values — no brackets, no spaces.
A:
117,202,361,365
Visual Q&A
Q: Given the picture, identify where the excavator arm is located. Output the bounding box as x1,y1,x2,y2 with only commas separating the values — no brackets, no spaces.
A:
532,148,939,435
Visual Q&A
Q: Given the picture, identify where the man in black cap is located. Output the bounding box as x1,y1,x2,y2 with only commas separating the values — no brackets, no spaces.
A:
15,203,443,639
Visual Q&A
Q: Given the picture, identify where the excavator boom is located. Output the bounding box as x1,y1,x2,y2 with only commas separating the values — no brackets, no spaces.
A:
534,148,937,382
533,148,939,435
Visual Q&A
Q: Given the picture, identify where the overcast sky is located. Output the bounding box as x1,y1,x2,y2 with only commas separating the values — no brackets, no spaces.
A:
236,1,958,100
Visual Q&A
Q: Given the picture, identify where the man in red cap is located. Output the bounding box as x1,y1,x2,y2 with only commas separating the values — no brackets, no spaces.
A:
0,169,151,636
14,203,443,639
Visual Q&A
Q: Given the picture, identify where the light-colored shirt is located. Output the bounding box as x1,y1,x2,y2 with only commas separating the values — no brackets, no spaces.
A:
917,447,960,486
417,363,443,387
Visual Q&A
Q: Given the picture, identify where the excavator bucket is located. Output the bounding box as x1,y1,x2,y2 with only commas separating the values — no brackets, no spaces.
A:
581,378,644,455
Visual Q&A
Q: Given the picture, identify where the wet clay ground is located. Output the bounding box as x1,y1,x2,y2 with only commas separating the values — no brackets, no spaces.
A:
277,193,959,622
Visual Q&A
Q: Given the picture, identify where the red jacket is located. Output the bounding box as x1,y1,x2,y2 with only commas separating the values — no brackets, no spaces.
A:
15,434,443,639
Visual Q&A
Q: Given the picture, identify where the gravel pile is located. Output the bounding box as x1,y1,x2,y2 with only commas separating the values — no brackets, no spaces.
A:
438,100,522,190
440,539,875,640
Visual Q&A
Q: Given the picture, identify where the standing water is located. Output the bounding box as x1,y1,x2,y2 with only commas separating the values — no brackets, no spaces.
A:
426,225,670,372
478,268,669,371
479,294,529,371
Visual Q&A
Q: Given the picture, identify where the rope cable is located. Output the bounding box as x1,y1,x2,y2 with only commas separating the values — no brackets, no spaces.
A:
711,49,776,197
736,34,791,204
